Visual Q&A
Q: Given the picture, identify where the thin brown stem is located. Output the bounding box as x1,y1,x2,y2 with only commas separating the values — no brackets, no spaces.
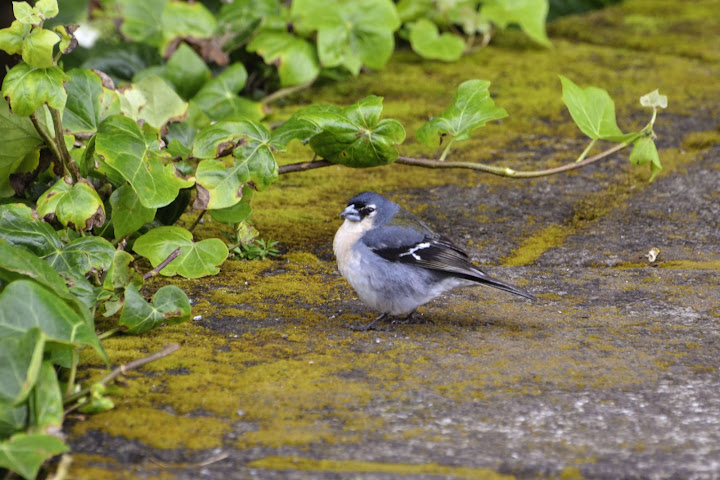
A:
49,107,81,181
188,209,207,233
261,80,314,104
63,344,181,405
276,141,633,178
30,113,66,174
143,247,181,280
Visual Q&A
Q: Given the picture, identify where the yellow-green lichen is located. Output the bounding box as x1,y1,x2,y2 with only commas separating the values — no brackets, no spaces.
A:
502,225,569,266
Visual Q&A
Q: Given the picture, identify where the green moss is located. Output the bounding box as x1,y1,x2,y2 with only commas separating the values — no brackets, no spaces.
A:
559,466,585,479
247,456,513,479
502,225,569,266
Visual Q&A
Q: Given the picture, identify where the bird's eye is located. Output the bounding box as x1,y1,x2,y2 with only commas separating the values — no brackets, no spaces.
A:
365,207,375,213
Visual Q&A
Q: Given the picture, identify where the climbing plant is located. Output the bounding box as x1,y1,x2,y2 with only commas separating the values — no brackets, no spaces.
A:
0,0,664,478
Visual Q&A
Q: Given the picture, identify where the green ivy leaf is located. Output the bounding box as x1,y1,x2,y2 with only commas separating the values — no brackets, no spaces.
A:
208,186,254,224
559,75,635,142
12,2,41,25
119,284,191,334
630,135,662,181
102,250,142,293
0,240,71,299
77,383,114,414
117,0,166,47
0,99,43,198
162,43,212,100
0,280,106,361
217,0,278,51
416,79,507,146
0,328,45,405
0,433,68,480
45,236,115,277
191,63,264,122
109,184,157,239
193,120,278,208
408,19,465,61
481,0,551,47
30,361,63,435
118,75,187,130
21,28,59,68
133,226,228,278
293,0,400,74
2,64,68,117
95,115,193,208
0,204,62,257
0,21,30,55
247,31,319,87
63,68,121,136
36,179,106,231
34,0,59,20
160,1,217,53
0,401,26,439
298,96,406,167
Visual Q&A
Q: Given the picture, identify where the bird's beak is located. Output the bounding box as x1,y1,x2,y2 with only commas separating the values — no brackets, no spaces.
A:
340,205,361,222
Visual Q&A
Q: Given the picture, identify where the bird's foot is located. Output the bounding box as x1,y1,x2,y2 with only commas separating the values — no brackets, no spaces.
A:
390,310,433,326
348,313,389,332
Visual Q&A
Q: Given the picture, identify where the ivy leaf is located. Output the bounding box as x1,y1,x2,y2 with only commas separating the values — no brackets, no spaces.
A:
0,280,106,361
31,361,63,435
268,105,338,150
299,96,406,167
630,135,662,181
0,328,45,405
0,433,68,480
21,28,59,68
63,68,120,136
95,115,193,208
119,284,191,334
162,43,212,100
36,178,106,231
118,75,187,130
193,120,278,208
0,204,62,257
0,99,43,198
208,186,254,224
481,0,551,48
0,21,31,56
416,79,507,146
408,19,465,61
34,0,60,20
102,250,142,292
160,1,216,51
191,63,264,122
109,184,157,239
2,64,68,117
133,226,228,278
247,31,319,87
217,0,278,51
45,236,115,277
292,0,400,74
117,0,166,47
0,401,26,439
559,75,636,142
0,240,71,298
640,89,668,109
12,2,41,25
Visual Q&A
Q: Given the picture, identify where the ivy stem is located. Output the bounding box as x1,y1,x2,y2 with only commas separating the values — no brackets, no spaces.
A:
64,350,79,398
49,107,81,181
143,247,181,280
278,140,633,178
63,344,181,405
575,138,598,163
98,328,120,341
438,137,456,162
30,113,67,176
188,209,207,233
261,80,314,104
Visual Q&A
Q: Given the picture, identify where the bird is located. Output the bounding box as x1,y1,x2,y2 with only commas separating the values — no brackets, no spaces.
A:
333,191,536,330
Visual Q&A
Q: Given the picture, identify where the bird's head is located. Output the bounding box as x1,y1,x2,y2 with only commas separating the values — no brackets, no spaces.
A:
340,191,397,226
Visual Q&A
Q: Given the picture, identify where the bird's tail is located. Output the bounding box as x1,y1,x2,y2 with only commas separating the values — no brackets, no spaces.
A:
463,270,537,301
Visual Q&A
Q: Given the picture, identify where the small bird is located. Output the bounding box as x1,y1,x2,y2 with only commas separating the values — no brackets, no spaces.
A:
333,191,535,330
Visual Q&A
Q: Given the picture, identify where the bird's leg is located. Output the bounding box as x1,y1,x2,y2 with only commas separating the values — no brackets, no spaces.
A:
350,313,388,331
391,310,434,325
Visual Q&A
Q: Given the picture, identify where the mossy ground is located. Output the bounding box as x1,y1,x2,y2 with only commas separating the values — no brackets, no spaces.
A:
68,1,720,478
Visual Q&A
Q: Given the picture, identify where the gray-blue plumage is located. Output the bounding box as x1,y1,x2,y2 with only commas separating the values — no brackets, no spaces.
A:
333,191,535,330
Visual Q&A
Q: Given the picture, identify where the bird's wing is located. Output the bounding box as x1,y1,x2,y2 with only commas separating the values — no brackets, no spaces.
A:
362,217,536,300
